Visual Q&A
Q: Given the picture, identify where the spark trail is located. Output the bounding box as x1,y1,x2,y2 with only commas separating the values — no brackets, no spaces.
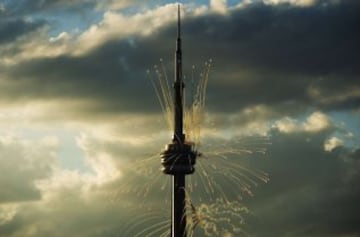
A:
122,208,170,237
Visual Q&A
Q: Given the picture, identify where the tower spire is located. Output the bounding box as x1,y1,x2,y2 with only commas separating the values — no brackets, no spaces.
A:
174,3,184,143
177,4,181,40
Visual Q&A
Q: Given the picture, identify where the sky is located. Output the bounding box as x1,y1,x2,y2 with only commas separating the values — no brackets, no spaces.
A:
0,0,359,236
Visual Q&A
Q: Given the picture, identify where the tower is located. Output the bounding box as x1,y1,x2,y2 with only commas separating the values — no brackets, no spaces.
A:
161,5,196,237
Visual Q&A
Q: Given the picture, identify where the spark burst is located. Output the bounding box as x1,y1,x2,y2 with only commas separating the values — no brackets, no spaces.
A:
185,194,252,237
118,9,269,236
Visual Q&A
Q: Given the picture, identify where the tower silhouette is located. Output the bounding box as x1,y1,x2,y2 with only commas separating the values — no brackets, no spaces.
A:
161,5,196,237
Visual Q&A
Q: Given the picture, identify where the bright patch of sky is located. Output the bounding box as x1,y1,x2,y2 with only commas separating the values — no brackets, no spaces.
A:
31,9,103,37
57,133,93,173
14,127,93,173
329,111,360,150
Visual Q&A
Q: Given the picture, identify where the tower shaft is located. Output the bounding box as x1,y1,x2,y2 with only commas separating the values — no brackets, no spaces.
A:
172,174,186,237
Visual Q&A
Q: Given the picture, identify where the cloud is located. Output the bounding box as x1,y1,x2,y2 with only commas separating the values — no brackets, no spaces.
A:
263,0,344,7
1,0,358,122
0,0,96,16
0,3,186,64
0,19,45,44
0,122,170,237
0,173,138,237
75,4,182,54
274,111,331,133
0,115,358,237
303,112,331,132
263,0,318,7
210,0,228,14
0,135,56,203
324,136,343,151
246,128,360,237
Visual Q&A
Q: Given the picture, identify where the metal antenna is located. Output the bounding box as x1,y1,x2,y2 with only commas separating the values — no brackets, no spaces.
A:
177,4,181,41
174,3,184,144
161,4,196,237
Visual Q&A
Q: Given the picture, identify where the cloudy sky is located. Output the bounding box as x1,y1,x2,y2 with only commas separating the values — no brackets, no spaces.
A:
0,0,359,236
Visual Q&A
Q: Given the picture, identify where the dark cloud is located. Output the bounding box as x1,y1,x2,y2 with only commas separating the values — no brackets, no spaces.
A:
0,185,138,237
0,19,45,44
1,35,169,115
245,129,360,237
1,1,359,120
184,2,360,112
0,0,96,16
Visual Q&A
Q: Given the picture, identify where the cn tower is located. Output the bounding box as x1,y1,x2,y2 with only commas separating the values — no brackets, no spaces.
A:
161,4,197,237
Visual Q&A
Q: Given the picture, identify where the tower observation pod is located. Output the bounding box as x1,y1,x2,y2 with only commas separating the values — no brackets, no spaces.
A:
160,4,197,237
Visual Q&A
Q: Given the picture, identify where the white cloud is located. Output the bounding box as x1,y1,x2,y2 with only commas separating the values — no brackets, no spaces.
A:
75,3,184,54
274,116,298,133
49,32,70,43
0,204,18,225
210,0,228,14
0,27,73,65
274,111,331,133
234,0,254,9
263,0,318,7
324,136,343,152
303,111,331,132
263,0,342,7
76,133,122,183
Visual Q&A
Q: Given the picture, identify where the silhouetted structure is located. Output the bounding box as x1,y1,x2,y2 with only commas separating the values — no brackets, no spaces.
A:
161,5,196,237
